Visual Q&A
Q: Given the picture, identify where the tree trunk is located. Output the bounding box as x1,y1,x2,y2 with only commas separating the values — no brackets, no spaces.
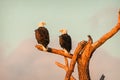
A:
77,58,90,80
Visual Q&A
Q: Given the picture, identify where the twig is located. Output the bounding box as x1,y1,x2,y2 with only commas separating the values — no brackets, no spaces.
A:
55,57,76,80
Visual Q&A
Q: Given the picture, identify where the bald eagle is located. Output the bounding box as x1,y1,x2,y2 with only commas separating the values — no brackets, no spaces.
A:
35,22,50,51
59,29,72,53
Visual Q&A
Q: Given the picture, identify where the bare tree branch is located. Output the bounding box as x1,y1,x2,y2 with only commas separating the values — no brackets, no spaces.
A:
92,11,120,50
64,57,69,67
92,23,120,50
55,57,76,80
35,45,73,59
55,62,66,70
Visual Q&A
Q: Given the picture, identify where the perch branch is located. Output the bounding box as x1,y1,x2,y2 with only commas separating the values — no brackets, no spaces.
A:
35,45,73,59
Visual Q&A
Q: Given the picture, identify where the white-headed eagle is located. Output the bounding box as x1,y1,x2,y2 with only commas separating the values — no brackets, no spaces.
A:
59,29,72,53
35,22,50,51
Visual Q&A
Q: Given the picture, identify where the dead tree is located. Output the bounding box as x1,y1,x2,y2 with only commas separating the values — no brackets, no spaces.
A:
35,11,120,80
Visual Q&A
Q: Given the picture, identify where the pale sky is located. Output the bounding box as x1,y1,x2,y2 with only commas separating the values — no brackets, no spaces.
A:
0,0,120,56
0,0,120,80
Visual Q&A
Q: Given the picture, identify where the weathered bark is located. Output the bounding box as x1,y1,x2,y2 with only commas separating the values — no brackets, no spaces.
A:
35,11,120,80
65,41,87,80
77,35,93,80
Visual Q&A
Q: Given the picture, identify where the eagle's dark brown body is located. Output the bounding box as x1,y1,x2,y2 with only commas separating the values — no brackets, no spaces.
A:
35,27,50,48
59,33,72,52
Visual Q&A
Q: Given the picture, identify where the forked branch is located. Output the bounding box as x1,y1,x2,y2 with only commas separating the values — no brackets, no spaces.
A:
55,57,76,80
35,45,72,59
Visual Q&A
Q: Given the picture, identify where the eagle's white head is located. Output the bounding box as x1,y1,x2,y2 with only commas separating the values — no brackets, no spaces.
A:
59,29,67,34
38,21,46,27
